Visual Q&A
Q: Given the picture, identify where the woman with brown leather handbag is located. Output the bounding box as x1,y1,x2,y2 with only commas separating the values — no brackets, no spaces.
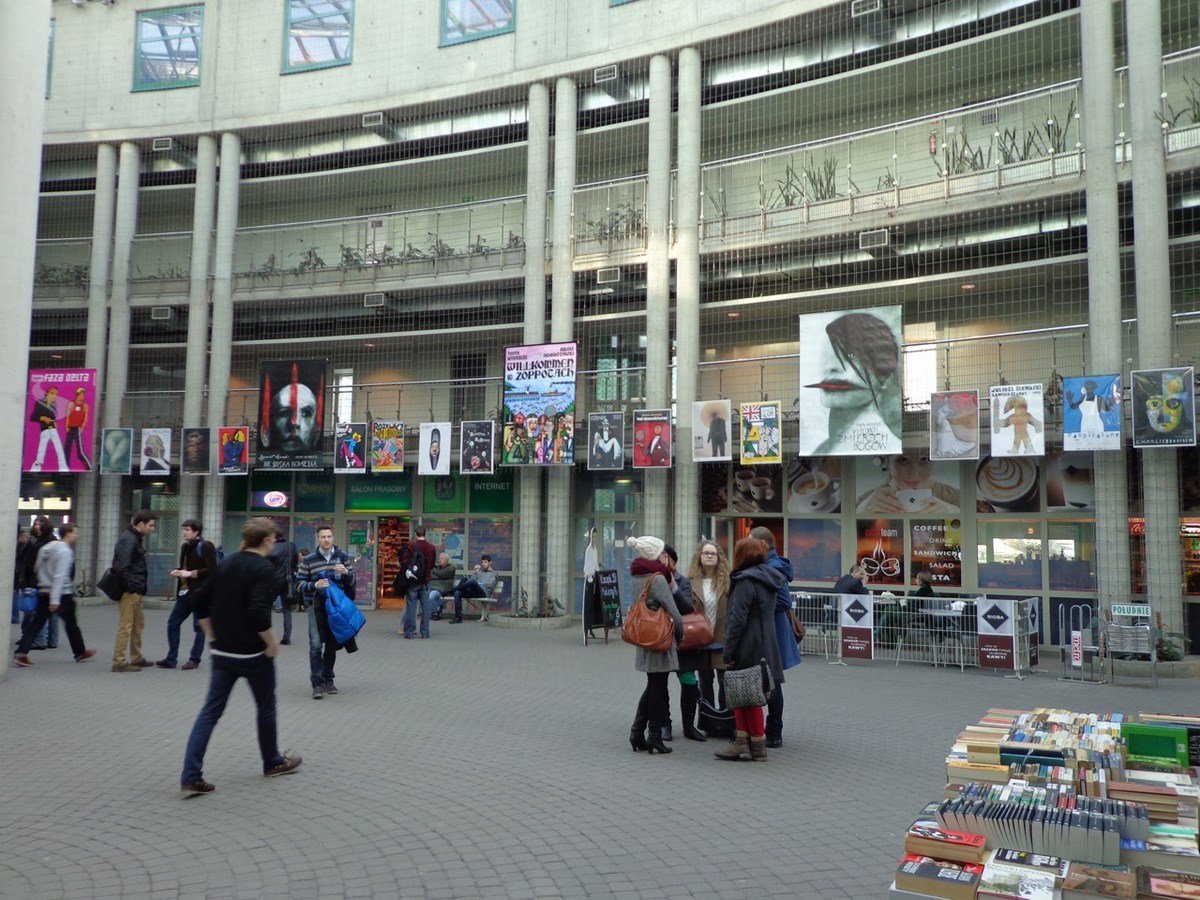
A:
625,535,683,755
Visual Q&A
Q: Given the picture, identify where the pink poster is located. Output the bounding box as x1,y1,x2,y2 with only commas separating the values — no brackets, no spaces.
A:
24,369,97,473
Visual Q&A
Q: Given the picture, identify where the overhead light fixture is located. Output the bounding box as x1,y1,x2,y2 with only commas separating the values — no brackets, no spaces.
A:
961,283,976,291
727,311,741,318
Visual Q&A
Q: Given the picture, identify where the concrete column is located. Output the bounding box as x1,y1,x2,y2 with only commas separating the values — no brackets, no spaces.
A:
1080,0,1131,607
203,133,241,537
546,77,577,611
1125,2,1181,629
98,142,142,563
643,53,673,539
0,1,51,670
74,144,118,580
517,83,550,610
180,135,217,526
673,48,702,553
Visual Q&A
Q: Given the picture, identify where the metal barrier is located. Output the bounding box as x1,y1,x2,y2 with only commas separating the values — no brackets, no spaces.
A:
1057,602,1105,684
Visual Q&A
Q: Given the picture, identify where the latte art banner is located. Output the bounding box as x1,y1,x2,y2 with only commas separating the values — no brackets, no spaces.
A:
975,455,1041,513
989,383,1044,457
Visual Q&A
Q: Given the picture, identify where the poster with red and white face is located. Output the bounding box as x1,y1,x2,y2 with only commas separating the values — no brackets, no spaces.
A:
24,368,97,473
632,410,672,468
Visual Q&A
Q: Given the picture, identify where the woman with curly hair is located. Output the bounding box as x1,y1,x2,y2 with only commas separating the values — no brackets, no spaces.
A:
684,539,731,717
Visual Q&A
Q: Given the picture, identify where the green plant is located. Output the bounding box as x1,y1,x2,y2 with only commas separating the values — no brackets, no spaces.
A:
934,131,991,176
767,161,804,208
34,262,89,287
876,167,898,190
426,232,455,258
1160,75,1200,127
801,155,840,201
1158,629,1185,662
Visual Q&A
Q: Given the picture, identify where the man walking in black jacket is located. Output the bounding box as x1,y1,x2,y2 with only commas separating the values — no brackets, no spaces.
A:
180,517,301,797
156,519,218,670
111,510,157,672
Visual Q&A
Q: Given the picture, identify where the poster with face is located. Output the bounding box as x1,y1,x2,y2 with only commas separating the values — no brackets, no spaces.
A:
587,412,624,471
419,422,451,475
24,369,97,473
140,428,172,475
460,421,496,474
798,306,903,457
739,401,782,465
181,428,211,475
855,453,961,515
502,342,577,467
218,426,249,475
632,410,672,468
99,427,133,475
692,399,732,462
929,390,978,461
1131,367,1196,448
989,383,1045,457
334,422,367,474
370,421,405,472
1062,374,1121,450
257,359,328,470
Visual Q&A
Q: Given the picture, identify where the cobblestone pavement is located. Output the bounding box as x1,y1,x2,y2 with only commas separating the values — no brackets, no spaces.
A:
3,606,1199,899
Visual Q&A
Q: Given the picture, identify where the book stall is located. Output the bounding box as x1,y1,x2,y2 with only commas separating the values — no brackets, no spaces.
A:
891,708,1200,900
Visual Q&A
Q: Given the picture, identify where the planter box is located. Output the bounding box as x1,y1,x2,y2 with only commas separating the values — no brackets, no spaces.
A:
487,614,572,630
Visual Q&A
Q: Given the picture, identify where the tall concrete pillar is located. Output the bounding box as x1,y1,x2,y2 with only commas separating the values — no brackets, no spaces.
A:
546,77,577,610
643,53,673,539
1125,2,1181,629
181,135,217,526
1080,0,1131,607
98,142,142,561
75,143,118,579
673,48,702,553
203,133,240,539
0,1,51,668
517,83,550,611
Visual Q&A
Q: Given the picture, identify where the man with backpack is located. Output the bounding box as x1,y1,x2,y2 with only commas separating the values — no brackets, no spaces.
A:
267,529,299,645
156,519,219,670
297,526,355,699
398,525,435,640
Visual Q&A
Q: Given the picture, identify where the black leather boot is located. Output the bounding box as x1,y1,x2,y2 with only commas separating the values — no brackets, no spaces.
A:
681,683,707,742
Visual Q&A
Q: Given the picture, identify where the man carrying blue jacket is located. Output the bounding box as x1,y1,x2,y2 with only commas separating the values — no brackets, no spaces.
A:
297,526,356,700
749,526,801,749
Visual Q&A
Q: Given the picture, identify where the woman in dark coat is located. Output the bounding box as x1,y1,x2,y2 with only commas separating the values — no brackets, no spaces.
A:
715,536,784,762
626,534,684,755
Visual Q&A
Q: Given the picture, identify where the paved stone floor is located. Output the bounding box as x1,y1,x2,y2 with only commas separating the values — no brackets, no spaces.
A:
3,606,1200,899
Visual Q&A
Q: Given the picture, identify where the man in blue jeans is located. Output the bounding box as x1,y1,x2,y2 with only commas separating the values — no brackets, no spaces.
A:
400,526,436,639
451,554,498,624
179,517,301,797
156,519,218,670
297,526,356,698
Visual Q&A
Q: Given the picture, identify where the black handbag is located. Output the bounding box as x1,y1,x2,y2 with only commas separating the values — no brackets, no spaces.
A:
97,568,122,601
697,698,734,738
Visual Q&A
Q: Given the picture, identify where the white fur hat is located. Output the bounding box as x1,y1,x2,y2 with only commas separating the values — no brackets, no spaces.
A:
626,534,664,560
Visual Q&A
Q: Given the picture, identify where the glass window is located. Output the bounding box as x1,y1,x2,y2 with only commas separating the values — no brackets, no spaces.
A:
441,0,515,46
284,0,353,74
1048,521,1096,592
977,520,1043,591
134,6,203,92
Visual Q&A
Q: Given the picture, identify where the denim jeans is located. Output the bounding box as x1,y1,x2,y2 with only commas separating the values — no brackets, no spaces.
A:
307,606,337,687
164,595,206,666
765,684,784,741
180,653,283,785
427,589,445,617
275,596,292,642
402,583,429,638
452,579,486,619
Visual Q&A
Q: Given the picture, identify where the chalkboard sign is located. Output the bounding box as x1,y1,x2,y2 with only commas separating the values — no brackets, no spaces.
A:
584,569,622,645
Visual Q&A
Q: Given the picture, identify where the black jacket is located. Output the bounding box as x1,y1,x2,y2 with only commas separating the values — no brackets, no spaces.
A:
192,552,276,655
724,562,786,685
113,526,148,595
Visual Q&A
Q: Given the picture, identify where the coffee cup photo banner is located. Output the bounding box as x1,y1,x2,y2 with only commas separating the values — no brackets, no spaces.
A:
988,382,1045,458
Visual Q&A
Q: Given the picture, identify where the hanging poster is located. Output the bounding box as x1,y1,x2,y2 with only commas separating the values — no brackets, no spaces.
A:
786,457,843,514
24,368,96,473
1062,374,1121,451
989,383,1045,457
692,399,732,462
99,428,133,475
502,341,577,466
181,428,211,475
419,422,452,475
1046,450,1094,510
730,465,783,514
1131,367,1196,448
855,454,961,515
257,359,327,470
929,390,978,460
334,422,367,474
910,519,963,588
587,412,624,470
140,428,172,474
460,420,496,475
975,455,1041,513
217,426,249,475
798,306,903,457
855,518,904,587
370,421,405,472
739,401,782,465
632,409,672,468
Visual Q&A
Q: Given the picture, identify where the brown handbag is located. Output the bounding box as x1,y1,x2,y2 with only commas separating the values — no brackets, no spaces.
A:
621,576,674,652
786,608,806,644
679,611,714,650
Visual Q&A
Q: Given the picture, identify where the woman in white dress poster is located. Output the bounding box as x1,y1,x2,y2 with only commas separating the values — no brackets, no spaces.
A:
930,392,977,460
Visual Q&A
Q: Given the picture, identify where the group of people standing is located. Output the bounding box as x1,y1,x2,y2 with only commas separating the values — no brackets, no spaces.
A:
396,526,499,637
626,526,801,761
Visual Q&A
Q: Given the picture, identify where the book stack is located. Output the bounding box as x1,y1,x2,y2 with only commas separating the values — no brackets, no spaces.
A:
976,849,1058,900
904,819,988,864
1107,780,1199,824
892,855,982,900
1059,861,1135,900
1137,864,1200,898
1120,823,1200,874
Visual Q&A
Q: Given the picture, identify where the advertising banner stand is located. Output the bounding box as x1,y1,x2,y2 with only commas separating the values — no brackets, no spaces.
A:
584,569,621,646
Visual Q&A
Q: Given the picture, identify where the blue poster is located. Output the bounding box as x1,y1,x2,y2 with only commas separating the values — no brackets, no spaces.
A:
1062,374,1121,450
